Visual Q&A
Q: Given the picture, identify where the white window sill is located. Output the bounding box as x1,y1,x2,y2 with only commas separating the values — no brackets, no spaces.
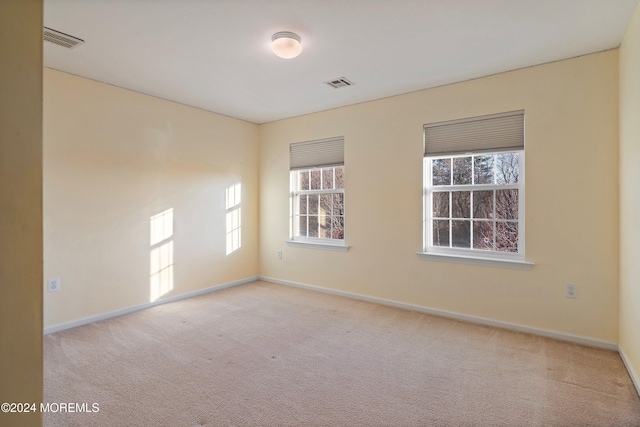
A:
286,240,350,252
417,252,534,270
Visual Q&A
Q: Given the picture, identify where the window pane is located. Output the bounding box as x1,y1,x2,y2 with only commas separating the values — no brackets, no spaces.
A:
299,170,310,191
496,221,518,252
452,220,470,248
432,158,451,186
432,192,449,218
310,169,322,190
333,193,344,216
432,220,450,247
298,194,308,215
335,166,345,189
496,189,518,219
451,191,470,218
308,195,318,215
472,190,493,219
453,157,472,185
496,152,519,184
318,213,331,238
473,220,493,250
308,215,319,237
319,194,332,216
474,155,494,184
332,216,344,239
322,168,334,190
299,216,308,237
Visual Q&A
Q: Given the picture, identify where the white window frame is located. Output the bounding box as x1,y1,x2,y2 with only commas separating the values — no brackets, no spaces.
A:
287,166,348,252
419,150,532,269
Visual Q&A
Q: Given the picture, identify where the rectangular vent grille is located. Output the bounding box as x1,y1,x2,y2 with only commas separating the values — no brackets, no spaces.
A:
44,27,84,49
325,77,354,89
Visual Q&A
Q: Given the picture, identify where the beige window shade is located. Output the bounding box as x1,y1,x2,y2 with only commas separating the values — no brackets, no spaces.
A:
424,110,524,156
290,136,344,170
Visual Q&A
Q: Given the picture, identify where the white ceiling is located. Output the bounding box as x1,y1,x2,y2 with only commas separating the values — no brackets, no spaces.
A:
44,0,639,124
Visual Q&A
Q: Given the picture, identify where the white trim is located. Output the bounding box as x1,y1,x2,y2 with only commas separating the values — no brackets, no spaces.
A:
44,274,634,390
285,240,349,252
43,276,258,335
259,276,617,351
417,252,534,270
619,345,640,398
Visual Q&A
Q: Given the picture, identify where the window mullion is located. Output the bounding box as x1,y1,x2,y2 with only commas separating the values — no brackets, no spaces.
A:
448,191,452,248
299,189,344,196
435,183,517,192
449,158,453,187
471,155,475,185
470,190,474,249
493,190,497,250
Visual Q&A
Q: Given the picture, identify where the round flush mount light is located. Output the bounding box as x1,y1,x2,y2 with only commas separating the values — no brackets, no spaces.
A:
271,31,302,59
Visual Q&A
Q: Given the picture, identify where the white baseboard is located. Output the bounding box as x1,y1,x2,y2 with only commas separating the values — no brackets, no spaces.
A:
45,274,636,394
619,345,640,398
44,276,258,335
259,276,619,351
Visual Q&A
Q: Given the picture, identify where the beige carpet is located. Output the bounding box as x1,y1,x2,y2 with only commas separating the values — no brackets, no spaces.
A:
44,281,640,426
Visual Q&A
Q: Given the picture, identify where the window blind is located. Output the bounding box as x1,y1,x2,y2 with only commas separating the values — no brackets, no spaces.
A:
290,136,344,170
424,110,524,157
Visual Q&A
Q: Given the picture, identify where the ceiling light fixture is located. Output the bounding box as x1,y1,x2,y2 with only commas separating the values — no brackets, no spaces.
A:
271,31,302,59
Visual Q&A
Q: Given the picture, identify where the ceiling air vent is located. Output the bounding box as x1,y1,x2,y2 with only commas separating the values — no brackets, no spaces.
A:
325,77,354,89
44,27,84,49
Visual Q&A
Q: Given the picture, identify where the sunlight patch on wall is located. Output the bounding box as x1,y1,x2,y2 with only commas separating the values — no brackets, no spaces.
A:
150,208,174,302
226,183,242,255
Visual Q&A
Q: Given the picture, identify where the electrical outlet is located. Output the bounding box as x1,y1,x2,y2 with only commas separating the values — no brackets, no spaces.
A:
47,277,61,293
565,283,577,299
277,250,282,260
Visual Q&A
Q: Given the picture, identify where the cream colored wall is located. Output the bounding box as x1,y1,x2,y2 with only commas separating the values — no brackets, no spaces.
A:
0,1,43,426
43,69,259,327
619,3,640,387
260,51,620,342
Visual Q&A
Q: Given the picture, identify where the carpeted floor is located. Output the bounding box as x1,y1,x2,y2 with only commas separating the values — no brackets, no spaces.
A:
44,281,640,426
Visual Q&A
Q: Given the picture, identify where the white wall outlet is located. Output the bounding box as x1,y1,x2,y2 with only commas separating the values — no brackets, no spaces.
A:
47,277,61,293
277,250,282,260
565,283,577,299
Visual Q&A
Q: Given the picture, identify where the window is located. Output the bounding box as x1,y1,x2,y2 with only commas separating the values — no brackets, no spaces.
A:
288,137,347,251
427,152,522,252
422,111,530,266
292,166,345,240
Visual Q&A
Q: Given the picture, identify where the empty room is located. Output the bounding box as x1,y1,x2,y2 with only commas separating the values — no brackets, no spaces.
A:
2,0,640,426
